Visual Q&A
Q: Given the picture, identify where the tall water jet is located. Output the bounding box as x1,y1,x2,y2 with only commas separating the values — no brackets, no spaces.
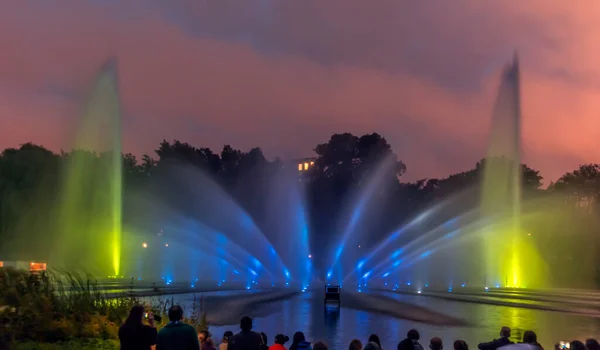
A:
481,54,544,288
52,59,123,276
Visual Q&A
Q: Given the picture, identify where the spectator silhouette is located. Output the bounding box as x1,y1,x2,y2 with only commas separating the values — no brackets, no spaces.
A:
228,316,263,350
571,341,586,350
586,339,600,350
430,337,443,350
369,334,382,349
270,334,290,350
261,332,269,350
454,340,469,350
199,330,216,350
156,305,200,350
398,329,424,350
349,339,363,350
118,305,157,350
364,341,382,350
478,327,513,350
522,331,542,350
290,332,312,350
219,331,233,350
313,341,328,350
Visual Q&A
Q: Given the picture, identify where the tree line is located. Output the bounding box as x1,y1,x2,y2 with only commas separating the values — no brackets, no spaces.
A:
0,132,599,280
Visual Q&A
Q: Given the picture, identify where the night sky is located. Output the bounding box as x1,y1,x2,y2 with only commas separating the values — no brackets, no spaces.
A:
1,1,598,183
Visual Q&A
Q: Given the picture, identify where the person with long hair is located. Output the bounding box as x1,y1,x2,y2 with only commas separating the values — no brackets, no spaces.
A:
119,305,158,350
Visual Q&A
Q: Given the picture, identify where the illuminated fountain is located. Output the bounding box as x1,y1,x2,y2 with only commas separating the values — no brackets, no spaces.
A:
50,59,123,277
119,162,304,288
341,55,561,291
480,54,545,288
36,55,582,293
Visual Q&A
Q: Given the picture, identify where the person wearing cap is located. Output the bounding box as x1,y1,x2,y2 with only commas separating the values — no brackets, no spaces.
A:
270,334,290,350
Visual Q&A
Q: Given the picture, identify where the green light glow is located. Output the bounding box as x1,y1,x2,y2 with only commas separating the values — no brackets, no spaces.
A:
55,60,122,277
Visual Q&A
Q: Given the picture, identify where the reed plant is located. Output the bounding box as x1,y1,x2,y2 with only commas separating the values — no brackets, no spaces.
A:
0,268,200,348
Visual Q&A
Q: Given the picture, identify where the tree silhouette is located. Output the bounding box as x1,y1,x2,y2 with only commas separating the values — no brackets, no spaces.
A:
1,133,600,281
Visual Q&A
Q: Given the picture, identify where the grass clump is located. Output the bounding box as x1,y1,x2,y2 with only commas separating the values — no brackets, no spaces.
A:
0,268,211,348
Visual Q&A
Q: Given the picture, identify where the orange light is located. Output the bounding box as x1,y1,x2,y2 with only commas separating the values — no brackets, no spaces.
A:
30,262,47,272
0,261,3,268
298,163,303,171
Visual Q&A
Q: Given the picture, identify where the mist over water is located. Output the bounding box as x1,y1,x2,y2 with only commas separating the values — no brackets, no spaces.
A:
50,59,123,277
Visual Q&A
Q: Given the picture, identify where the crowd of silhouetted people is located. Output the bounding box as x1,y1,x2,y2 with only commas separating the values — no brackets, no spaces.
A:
118,304,599,350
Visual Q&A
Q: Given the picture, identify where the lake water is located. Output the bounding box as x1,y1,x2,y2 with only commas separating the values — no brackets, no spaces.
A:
155,290,600,350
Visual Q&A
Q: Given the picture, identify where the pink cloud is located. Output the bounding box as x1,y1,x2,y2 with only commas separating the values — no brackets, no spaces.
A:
0,1,599,183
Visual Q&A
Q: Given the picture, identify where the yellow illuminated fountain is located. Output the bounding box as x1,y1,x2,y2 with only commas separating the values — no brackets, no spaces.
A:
53,59,123,277
481,55,545,288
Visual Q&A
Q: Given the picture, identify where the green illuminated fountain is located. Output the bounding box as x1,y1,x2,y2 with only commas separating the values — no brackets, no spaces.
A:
53,59,123,277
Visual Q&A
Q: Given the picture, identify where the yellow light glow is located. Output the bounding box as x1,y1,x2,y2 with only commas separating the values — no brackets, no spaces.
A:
304,162,309,170
142,242,148,248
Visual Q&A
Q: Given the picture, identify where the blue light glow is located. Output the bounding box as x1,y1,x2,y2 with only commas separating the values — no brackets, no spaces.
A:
357,260,365,269
419,250,431,259
382,272,390,278
393,260,401,267
392,249,403,258
461,283,466,287
425,284,429,287
363,271,371,278
448,288,452,292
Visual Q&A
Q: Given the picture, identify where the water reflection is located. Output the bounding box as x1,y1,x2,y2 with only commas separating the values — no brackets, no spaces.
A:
168,291,600,350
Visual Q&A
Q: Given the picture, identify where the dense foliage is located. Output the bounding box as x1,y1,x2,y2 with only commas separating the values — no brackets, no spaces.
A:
0,268,208,348
0,132,598,270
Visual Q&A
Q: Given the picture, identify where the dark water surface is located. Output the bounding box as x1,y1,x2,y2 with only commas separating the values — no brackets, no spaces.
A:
157,290,600,350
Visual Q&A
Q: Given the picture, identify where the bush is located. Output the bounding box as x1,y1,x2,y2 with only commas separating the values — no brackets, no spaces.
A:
0,269,142,347
12,338,119,349
0,268,210,348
